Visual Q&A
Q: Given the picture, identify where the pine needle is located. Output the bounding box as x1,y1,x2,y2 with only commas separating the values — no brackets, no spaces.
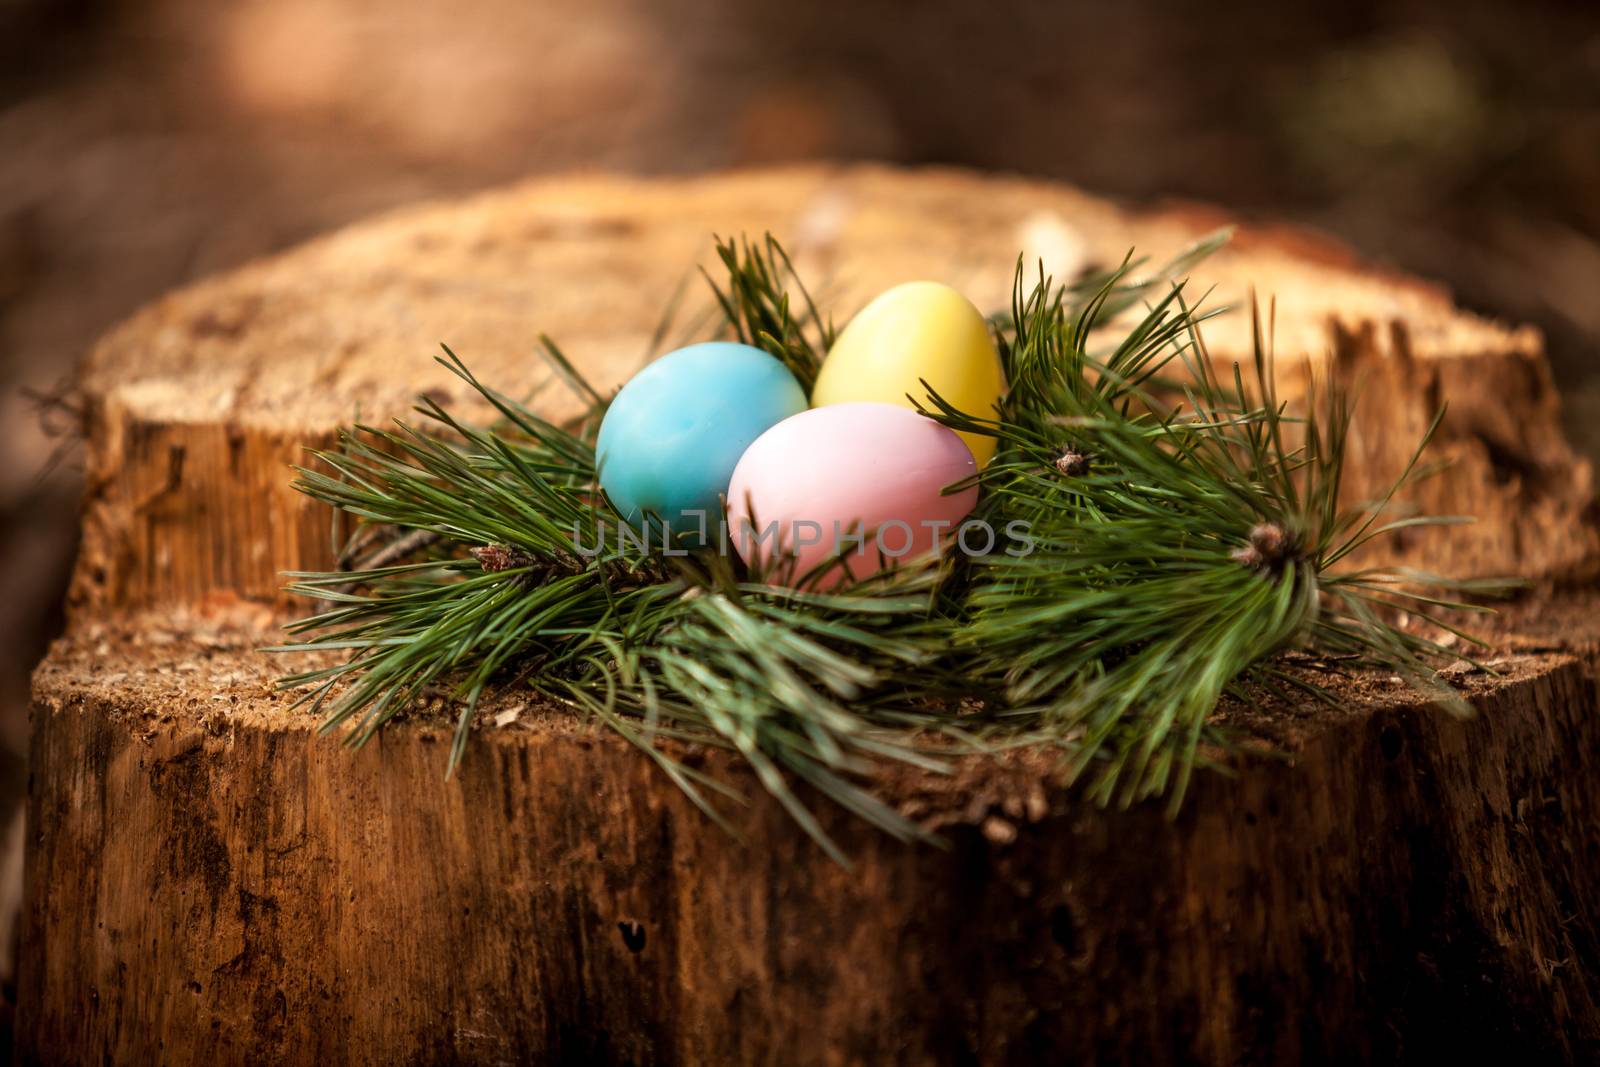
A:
275,231,1499,858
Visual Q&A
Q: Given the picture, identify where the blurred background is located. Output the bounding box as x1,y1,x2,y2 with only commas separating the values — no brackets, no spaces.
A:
1,0,1598,1048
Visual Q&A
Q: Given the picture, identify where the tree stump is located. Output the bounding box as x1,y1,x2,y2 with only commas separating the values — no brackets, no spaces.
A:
19,165,1600,1065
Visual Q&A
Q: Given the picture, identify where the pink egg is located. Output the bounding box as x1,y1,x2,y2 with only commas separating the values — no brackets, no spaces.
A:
725,402,979,587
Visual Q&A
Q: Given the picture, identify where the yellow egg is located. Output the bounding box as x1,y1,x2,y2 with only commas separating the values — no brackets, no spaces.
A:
811,281,1004,465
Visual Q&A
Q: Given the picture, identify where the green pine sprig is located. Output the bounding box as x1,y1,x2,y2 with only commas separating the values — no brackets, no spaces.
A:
701,232,837,392
926,268,1500,812
274,231,1498,858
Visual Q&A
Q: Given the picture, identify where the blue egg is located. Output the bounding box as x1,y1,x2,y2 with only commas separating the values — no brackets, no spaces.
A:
596,342,807,539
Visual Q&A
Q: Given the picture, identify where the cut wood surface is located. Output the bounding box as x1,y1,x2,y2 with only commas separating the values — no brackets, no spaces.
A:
70,165,1594,609
21,599,1600,1065
20,165,1600,1065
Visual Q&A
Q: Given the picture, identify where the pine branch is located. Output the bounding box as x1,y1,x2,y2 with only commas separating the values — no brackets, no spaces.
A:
933,275,1500,813
701,233,836,392
274,229,1499,859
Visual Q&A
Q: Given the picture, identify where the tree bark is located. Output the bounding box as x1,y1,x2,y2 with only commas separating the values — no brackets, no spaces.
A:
19,164,1600,1065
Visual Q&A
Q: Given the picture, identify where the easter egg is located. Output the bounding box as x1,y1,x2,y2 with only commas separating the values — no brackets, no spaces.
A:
597,342,806,538
726,402,979,587
811,281,1004,465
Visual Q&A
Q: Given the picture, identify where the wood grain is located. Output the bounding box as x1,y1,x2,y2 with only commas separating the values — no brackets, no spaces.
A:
18,600,1600,1065
68,165,1594,609
19,165,1600,1064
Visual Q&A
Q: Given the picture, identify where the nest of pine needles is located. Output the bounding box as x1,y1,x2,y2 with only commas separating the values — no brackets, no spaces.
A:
275,233,1502,862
